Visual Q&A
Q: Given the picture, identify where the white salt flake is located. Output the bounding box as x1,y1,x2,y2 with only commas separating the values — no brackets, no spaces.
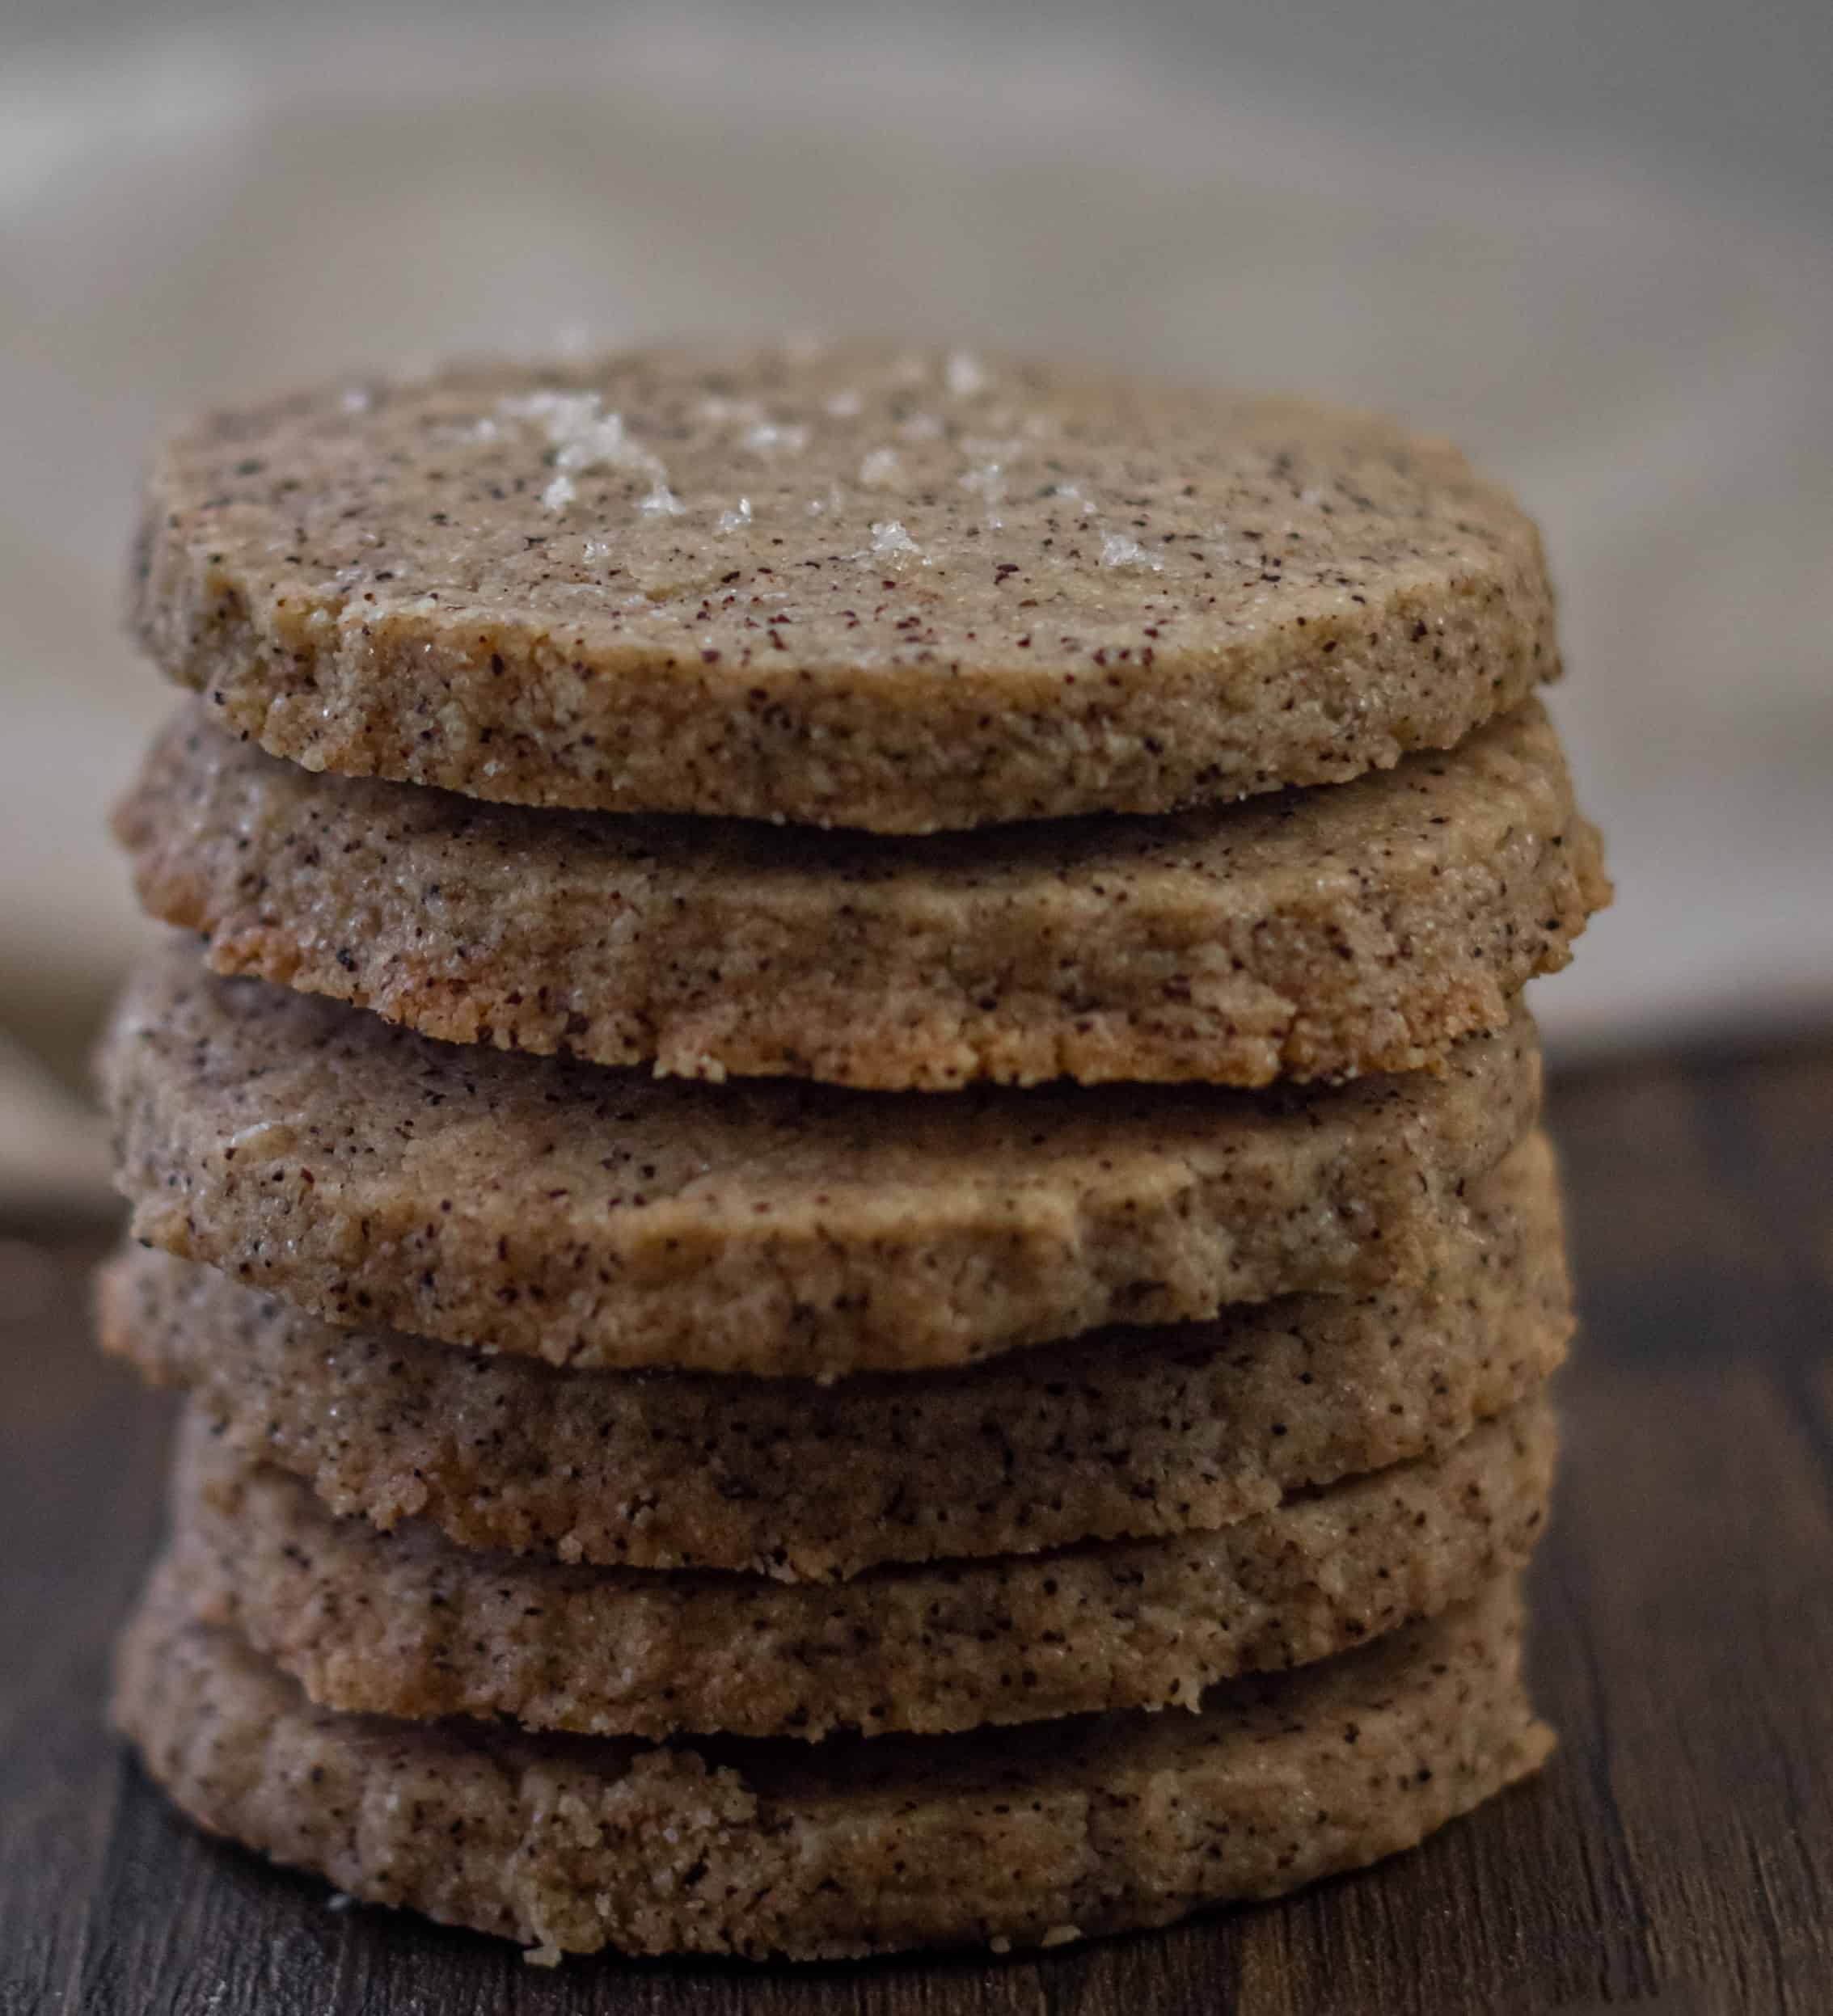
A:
500,391,661,479
698,394,766,425
541,473,576,512
338,386,374,414
639,483,685,517
716,497,754,533
1100,532,1163,570
858,447,903,488
582,540,611,560
745,421,810,456
824,389,864,418
959,461,1006,529
868,519,921,559
944,350,987,397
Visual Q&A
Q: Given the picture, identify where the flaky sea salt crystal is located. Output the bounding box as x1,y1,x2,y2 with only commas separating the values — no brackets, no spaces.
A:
639,483,685,517
582,540,611,560
745,421,810,456
500,392,661,479
869,519,920,559
716,497,753,533
944,350,987,397
959,461,1005,529
1100,531,1163,569
555,419,627,472
502,388,598,436
859,447,902,488
825,389,864,418
339,386,374,414
542,473,576,512
699,394,766,428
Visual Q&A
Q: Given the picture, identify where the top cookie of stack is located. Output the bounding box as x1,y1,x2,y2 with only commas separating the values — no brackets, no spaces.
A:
122,343,1599,1090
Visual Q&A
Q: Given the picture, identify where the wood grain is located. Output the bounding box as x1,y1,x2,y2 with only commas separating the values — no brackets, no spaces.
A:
2,1040,1829,2015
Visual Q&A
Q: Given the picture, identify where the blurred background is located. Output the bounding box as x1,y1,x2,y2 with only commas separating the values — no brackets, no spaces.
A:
3,0,1830,1216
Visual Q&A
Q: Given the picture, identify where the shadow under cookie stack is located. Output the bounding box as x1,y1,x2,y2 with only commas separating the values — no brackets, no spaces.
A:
95,344,1609,1963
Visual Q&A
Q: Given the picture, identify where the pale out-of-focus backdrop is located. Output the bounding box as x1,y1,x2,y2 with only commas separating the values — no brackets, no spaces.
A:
3,0,1830,1204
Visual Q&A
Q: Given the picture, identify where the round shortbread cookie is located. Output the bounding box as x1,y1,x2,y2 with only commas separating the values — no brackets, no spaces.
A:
113,1570,1549,1959
166,1398,1552,1740
99,938,1540,1377
117,698,1606,1090
97,1133,1568,1579
129,344,1559,833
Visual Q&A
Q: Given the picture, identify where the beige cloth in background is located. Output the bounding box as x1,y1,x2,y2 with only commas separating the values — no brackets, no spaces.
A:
2,18,1830,1205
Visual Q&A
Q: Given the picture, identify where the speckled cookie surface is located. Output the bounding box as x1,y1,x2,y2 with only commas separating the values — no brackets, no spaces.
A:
99,938,1539,1377
118,698,1605,1090
165,1398,1552,1740
113,1569,1548,1959
129,344,1559,833
98,1132,1568,1578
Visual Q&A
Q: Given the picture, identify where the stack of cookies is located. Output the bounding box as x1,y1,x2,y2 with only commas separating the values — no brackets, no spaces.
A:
95,345,1608,1962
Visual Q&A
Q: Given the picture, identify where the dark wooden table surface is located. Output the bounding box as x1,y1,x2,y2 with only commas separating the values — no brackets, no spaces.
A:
4,1040,1830,2016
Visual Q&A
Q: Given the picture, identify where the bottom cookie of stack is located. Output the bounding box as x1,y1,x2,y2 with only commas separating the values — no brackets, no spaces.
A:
115,1571,1548,1962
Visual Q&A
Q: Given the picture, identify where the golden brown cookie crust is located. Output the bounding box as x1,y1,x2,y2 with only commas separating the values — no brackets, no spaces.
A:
98,939,1542,1377
119,698,1606,1090
113,1571,1550,1959
129,345,1559,832
98,1132,1569,1578
165,1398,1553,1740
